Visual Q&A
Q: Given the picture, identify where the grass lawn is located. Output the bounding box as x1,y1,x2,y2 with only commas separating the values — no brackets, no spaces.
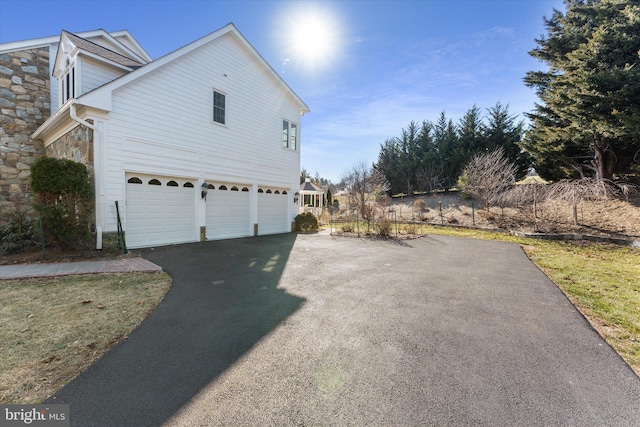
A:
0,272,172,403
415,225,640,377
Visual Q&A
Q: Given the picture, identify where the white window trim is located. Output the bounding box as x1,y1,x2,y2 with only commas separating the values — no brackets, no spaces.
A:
212,88,228,127
60,59,77,104
282,119,299,151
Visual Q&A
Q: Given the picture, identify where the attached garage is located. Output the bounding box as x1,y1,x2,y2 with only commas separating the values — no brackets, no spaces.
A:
125,174,197,248
205,183,251,240
257,188,290,235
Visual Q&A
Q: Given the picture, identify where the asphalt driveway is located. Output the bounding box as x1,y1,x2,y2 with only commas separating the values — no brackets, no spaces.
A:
47,233,640,426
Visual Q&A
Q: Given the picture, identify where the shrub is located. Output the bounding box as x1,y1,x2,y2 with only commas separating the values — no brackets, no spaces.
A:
30,157,93,250
341,223,354,233
294,212,318,232
377,217,393,238
414,198,427,212
404,222,418,235
1,203,39,255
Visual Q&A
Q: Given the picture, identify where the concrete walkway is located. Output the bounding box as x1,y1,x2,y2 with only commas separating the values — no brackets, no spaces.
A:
0,257,162,280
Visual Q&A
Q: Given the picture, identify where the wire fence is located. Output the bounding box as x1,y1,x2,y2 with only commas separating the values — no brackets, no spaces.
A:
313,191,639,239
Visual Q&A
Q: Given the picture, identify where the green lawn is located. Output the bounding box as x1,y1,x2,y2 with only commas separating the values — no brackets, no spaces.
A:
0,272,172,403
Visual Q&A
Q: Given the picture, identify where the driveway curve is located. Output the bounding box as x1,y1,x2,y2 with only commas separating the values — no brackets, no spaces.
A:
47,233,640,426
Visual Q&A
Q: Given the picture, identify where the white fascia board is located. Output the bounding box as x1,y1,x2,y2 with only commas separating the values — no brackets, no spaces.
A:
79,23,309,115
32,99,107,141
87,29,151,64
31,100,73,141
77,88,113,112
0,30,111,54
0,35,60,53
52,32,74,78
230,25,310,114
108,30,153,63
79,50,135,72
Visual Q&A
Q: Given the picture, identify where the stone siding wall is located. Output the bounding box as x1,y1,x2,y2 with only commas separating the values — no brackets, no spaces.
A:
0,47,50,225
45,123,94,178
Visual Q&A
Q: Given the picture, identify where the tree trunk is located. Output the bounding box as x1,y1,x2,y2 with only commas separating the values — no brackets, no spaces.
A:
593,144,614,181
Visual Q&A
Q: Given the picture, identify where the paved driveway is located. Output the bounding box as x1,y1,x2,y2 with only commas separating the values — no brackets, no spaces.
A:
48,233,640,426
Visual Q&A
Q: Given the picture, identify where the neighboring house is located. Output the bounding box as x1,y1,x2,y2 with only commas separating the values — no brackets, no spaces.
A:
299,177,325,217
1,23,309,248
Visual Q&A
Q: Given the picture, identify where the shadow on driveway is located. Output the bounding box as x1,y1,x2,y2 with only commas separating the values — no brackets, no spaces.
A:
46,234,303,427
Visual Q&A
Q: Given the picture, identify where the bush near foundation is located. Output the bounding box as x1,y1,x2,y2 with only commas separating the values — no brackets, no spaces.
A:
30,157,93,250
295,212,319,232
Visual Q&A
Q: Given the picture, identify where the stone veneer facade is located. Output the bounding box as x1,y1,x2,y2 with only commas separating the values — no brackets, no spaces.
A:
0,48,50,225
45,124,94,178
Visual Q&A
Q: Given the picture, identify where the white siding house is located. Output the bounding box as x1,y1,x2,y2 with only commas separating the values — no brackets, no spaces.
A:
31,24,309,249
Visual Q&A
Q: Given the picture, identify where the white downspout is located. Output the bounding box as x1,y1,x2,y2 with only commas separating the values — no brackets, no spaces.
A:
69,101,95,131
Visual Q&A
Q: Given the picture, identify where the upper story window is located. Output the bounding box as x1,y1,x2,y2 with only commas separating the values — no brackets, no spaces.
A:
62,65,75,103
213,90,226,125
282,119,298,150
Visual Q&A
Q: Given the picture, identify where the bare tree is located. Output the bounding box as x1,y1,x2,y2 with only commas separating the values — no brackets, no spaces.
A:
499,182,549,231
545,178,636,225
341,162,390,225
416,161,446,194
460,147,517,210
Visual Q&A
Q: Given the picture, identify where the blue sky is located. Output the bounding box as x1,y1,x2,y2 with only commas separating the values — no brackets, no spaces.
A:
0,0,564,182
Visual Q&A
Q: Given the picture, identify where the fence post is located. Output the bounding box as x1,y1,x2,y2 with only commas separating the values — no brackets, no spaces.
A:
38,212,46,260
394,211,398,239
439,200,443,224
472,200,475,226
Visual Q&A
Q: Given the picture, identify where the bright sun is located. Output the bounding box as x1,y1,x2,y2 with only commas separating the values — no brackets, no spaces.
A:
283,7,341,71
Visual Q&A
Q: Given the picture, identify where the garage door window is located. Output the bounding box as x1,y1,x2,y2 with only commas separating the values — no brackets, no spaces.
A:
149,179,161,185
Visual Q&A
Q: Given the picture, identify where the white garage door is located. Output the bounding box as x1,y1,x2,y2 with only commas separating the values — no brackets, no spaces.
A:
257,188,290,235
125,174,197,248
205,183,251,240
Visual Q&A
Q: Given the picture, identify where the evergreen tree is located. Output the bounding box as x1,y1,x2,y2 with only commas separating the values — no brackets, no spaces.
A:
457,105,485,155
434,112,460,189
484,103,530,179
523,0,640,181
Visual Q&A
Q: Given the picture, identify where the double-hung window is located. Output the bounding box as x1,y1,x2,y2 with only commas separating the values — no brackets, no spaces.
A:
282,119,298,150
213,90,226,125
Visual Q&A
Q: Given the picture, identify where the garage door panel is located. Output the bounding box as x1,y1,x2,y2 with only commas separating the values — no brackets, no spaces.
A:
126,174,197,249
206,184,251,240
258,190,289,235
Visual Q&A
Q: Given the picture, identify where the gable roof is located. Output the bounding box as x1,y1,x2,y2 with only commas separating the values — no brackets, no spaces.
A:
301,179,324,192
0,29,151,63
78,23,309,114
62,31,145,68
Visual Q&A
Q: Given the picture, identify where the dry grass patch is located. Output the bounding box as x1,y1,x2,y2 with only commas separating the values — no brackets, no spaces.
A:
0,272,172,403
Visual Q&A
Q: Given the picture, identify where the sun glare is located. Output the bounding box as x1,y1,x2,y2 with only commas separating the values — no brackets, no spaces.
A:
281,6,341,72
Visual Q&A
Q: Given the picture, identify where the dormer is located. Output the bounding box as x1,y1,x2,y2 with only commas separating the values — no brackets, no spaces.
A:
52,30,147,108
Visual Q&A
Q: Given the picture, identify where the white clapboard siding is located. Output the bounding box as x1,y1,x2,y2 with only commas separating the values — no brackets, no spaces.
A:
106,32,299,185
91,29,302,236
80,57,127,95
